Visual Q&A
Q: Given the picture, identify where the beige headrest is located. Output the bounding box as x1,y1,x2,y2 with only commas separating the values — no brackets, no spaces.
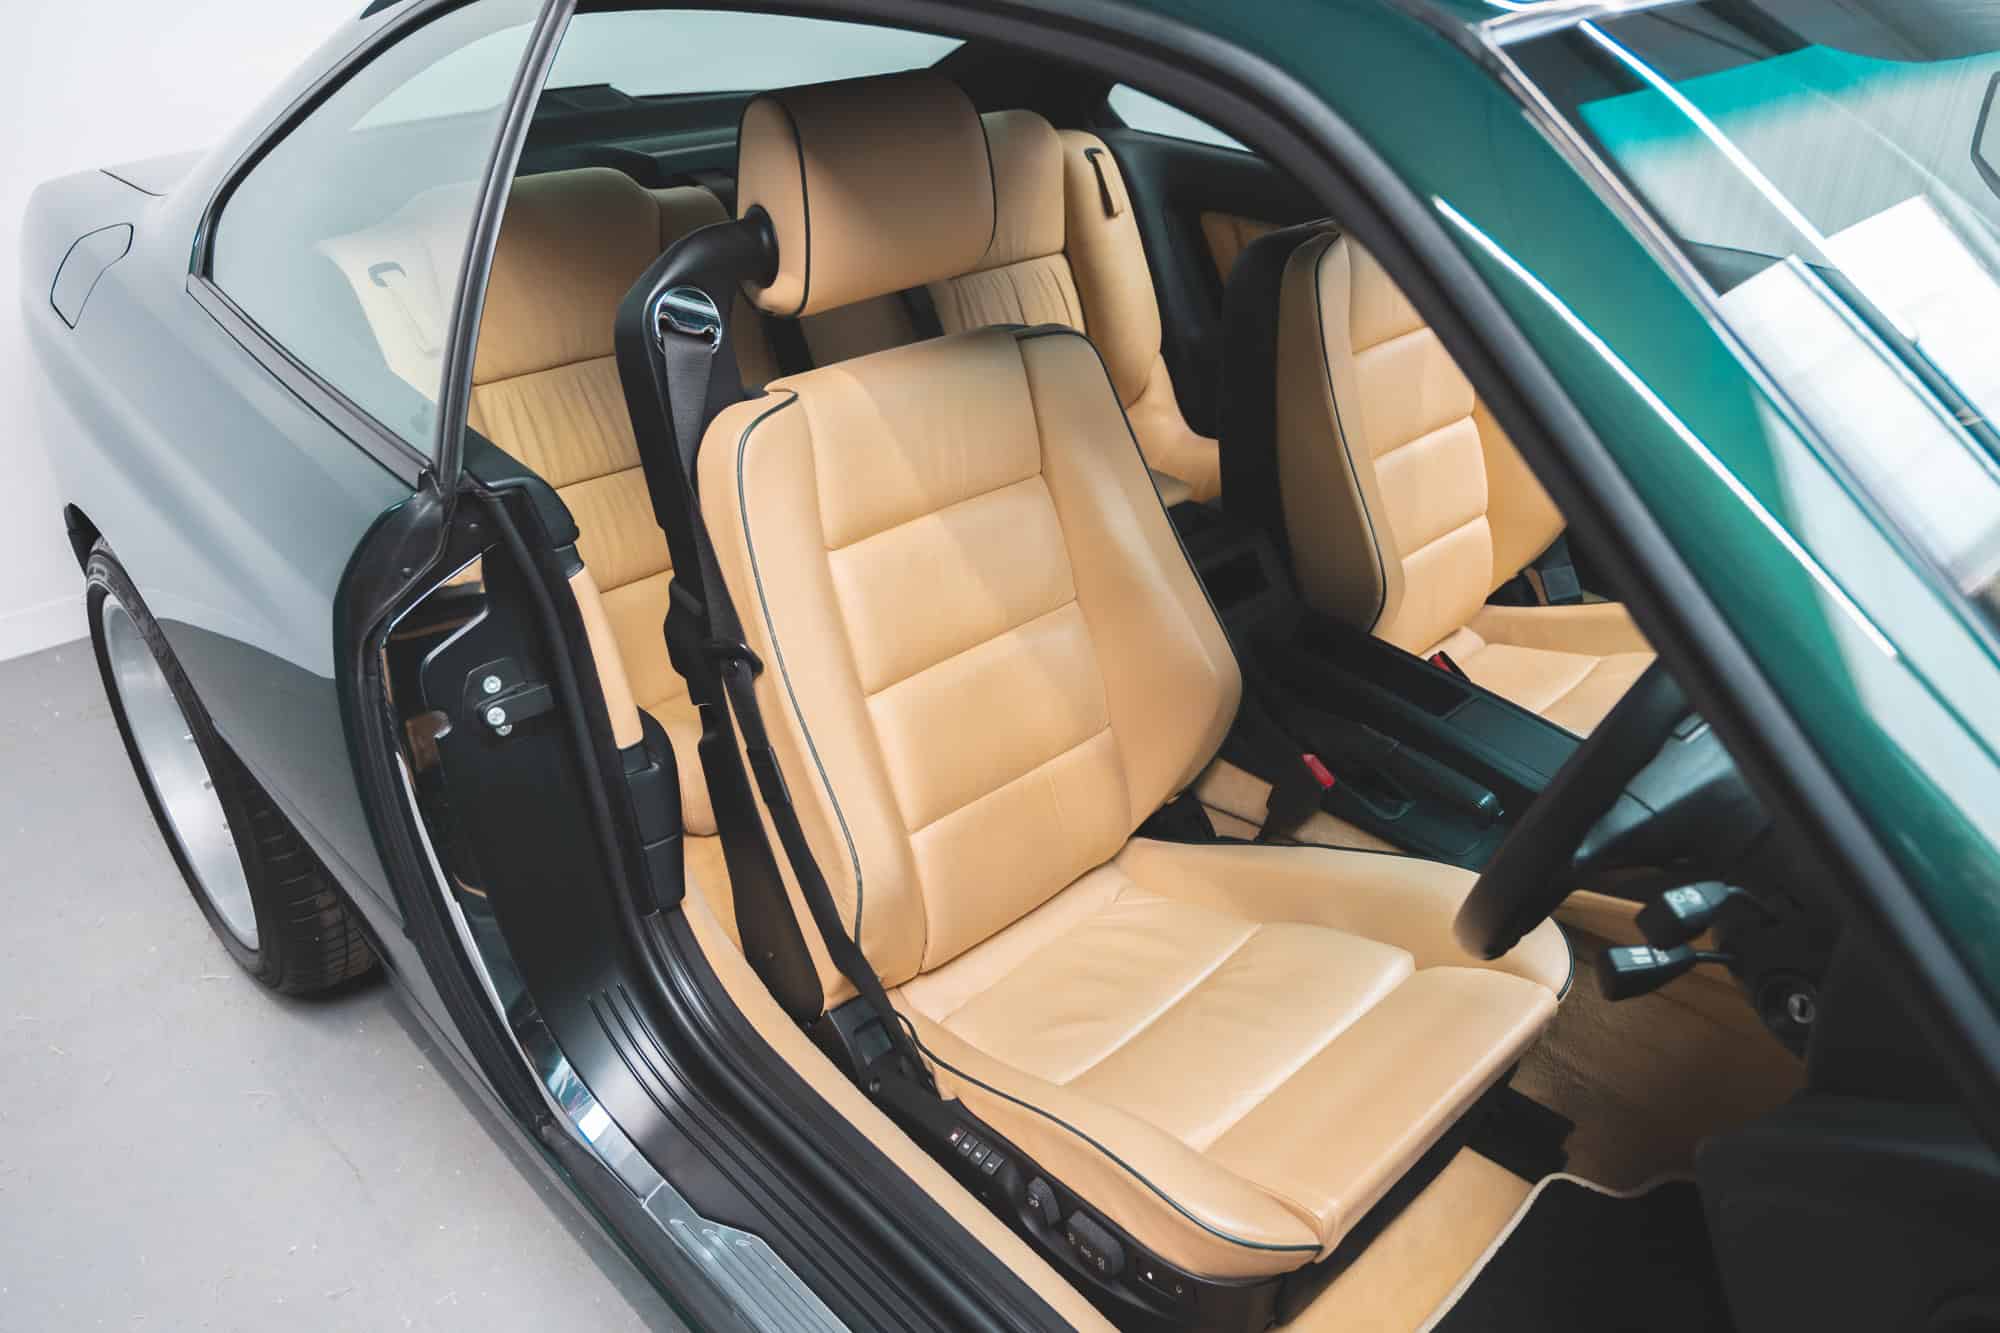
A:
975,109,1065,272
477,168,728,384
736,71,996,317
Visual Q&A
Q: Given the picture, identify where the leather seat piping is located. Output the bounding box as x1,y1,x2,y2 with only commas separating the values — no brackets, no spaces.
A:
1015,326,1234,658
905,1025,1323,1255
728,388,872,936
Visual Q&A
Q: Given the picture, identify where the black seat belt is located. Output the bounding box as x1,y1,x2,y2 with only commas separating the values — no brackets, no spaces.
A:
897,284,944,342
1531,534,1583,605
1225,657,1336,843
634,279,931,1087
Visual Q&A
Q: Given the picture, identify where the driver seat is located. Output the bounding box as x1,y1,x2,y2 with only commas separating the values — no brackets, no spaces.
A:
1220,223,1656,735
699,72,1570,1284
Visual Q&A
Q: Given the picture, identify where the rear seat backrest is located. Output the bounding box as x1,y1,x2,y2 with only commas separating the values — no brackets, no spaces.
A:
470,167,777,833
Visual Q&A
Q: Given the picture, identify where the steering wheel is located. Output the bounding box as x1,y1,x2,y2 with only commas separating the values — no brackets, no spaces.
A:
1454,661,1692,959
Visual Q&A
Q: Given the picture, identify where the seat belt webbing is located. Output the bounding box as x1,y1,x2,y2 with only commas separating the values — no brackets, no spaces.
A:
897,284,945,342
1531,534,1583,606
648,301,929,1083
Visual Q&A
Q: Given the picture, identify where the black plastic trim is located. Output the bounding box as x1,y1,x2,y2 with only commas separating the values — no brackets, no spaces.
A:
644,912,1078,1332
432,0,575,494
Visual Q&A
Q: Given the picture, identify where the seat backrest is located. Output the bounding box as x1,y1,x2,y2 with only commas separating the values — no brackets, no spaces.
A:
794,109,1221,499
1222,225,1563,654
468,167,777,831
708,73,1241,999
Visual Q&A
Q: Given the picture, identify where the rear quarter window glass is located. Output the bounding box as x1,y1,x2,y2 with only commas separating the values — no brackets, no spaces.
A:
1106,84,1248,151
210,0,542,454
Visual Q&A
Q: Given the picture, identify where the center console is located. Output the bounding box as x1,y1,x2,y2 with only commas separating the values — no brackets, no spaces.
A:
1169,502,1581,867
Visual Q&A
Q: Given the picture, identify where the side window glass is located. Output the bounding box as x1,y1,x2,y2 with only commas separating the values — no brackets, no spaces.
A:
210,0,544,453
1106,84,1248,152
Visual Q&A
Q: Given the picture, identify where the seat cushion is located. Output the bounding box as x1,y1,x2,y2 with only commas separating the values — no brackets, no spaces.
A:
1430,602,1656,735
895,838,1566,1279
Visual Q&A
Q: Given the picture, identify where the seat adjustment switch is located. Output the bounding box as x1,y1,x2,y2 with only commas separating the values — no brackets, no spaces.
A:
1064,1210,1125,1279
1026,1177,1060,1227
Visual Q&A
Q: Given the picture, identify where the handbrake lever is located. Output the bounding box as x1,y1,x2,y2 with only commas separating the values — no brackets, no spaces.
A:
1310,722,1503,825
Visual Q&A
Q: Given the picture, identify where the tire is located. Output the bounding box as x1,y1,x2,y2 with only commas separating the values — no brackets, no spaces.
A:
86,542,375,994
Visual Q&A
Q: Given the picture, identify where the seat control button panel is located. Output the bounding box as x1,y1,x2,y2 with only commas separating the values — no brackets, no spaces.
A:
1064,1211,1125,1279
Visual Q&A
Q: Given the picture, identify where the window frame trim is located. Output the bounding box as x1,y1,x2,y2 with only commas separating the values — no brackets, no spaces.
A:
187,0,574,483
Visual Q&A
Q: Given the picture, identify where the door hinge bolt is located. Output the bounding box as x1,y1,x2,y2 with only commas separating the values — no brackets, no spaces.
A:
485,706,507,727
481,674,503,695
495,723,513,737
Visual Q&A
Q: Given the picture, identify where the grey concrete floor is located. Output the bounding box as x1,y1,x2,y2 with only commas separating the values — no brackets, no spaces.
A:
0,640,685,1332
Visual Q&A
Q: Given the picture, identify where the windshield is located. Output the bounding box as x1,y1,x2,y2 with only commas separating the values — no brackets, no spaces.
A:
1510,1,2000,628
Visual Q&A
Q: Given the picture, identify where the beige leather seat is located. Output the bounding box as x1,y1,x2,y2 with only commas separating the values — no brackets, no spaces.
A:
795,108,1220,501
700,72,1567,1282
1239,225,1654,734
467,167,777,835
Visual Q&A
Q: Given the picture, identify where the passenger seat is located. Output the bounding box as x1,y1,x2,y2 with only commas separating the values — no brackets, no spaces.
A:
702,68,1567,1286
1222,222,1655,734
796,110,1220,501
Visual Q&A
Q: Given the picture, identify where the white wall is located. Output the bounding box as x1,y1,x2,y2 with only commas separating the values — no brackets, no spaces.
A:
1,0,358,661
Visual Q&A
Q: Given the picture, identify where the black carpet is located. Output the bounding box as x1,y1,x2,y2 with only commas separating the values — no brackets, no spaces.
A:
1432,1178,1734,1332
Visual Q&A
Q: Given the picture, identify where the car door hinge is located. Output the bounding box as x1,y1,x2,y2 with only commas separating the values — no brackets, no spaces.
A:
462,657,554,738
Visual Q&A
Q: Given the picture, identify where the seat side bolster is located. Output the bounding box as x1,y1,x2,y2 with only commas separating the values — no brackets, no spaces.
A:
1019,329,1241,816
903,1010,1325,1280
1475,399,1565,590
696,390,932,996
1275,232,1396,634
570,565,643,751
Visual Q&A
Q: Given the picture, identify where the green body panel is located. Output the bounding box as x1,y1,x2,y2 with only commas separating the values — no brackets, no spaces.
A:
1137,0,2000,997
